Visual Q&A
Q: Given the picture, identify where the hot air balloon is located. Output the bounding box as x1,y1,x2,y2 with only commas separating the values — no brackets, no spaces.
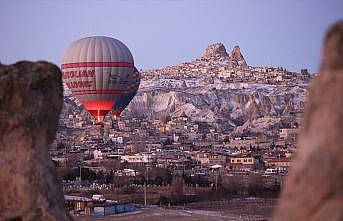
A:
61,36,139,122
110,67,140,117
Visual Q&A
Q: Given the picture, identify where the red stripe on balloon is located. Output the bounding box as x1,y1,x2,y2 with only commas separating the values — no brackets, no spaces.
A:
61,61,134,69
73,89,127,95
81,100,115,110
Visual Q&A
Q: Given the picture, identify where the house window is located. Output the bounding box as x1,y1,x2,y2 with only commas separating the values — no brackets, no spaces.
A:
248,159,252,162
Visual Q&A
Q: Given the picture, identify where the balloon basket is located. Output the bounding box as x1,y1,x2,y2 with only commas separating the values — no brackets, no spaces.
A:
93,121,104,128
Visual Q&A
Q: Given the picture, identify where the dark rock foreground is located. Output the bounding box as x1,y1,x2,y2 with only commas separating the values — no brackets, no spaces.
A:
0,61,72,221
273,21,343,221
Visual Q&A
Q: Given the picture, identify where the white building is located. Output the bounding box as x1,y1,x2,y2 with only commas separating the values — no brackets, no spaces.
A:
93,150,103,160
121,153,150,163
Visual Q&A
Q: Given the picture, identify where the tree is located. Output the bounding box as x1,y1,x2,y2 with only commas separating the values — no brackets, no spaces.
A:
247,174,264,196
154,176,163,186
171,176,184,197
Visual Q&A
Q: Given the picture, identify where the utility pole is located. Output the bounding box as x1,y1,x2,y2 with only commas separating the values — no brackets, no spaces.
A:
144,166,147,207
215,168,219,191
278,154,282,188
144,154,150,207
211,165,222,191
79,165,82,182
144,163,149,207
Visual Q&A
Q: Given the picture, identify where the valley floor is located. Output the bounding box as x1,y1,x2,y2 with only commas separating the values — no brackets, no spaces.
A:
74,198,276,221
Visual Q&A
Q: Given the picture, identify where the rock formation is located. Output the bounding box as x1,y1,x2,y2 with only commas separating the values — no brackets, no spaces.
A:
273,21,343,221
203,43,228,59
229,45,247,67
124,84,304,130
203,43,247,67
0,61,72,221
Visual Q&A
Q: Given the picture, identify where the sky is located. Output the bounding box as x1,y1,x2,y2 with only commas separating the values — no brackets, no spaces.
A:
1,0,342,73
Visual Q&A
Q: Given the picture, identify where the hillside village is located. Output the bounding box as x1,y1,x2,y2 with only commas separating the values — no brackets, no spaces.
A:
142,43,310,85
50,43,312,215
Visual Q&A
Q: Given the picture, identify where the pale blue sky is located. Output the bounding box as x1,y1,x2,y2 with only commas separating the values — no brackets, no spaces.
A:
1,0,342,73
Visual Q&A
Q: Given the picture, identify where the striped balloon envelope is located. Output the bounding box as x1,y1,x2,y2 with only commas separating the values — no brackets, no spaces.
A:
110,67,140,117
61,36,139,122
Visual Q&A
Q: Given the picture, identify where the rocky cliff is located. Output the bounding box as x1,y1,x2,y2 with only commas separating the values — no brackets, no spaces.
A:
203,43,247,67
122,80,307,135
203,43,229,59
229,45,247,67
0,61,72,221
